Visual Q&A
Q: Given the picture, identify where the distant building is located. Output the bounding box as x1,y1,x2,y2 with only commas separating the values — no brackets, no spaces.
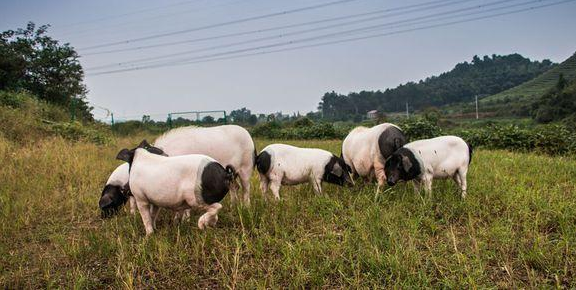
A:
367,110,378,119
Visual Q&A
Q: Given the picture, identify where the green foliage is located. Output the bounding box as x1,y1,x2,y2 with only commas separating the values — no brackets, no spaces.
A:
319,54,554,121
251,119,343,140
1,22,92,120
398,117,443,141
453,124,576,155
531,75,576,124
0,91,111,145
482,52,576,110
250,121,283,139
47,121,111,145
230,107,257,125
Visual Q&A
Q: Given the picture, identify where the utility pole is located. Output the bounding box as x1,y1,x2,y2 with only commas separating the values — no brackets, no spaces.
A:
111,113,114,126
475,95,479,119
405,102,409,118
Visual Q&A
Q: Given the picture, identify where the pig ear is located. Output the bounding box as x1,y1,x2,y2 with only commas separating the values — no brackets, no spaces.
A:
401,155,413,172
116,149,131,162
138,139,150,148
331,162,343,177
99,194,113,209
394,137,404,151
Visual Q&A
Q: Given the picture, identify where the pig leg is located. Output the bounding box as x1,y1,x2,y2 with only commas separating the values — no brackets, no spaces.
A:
259,173,269,199
129,197,137,214
413,180,422,194
374,157,386,193
198,203,223,230
182,209,191,222
239,169,252,206
269,178,282,201
136,200,154,236
150,204,161,230
423,176,433,198
173,211,182,223
311,177,323,194
457,168,468,198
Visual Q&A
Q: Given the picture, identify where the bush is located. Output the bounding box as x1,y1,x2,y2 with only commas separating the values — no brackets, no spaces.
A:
451,124,576,155
251,121,283,139
48,121,112,145
251,121,342,140
0,91,111,145
398,117,443,141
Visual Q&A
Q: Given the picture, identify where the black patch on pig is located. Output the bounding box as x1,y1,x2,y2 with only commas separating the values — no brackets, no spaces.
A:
384,148,421,185
323,155,351,186
201,162,231,204
99,184,129,218
378,126,407,161
466,141,473,164
255,151,271,175
340,151,352,173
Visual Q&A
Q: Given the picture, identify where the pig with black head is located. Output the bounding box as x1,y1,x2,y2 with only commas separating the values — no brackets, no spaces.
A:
256,143,353,200
385,136,472,198
116,140,236,235
341,123,406,192
99,141,166,218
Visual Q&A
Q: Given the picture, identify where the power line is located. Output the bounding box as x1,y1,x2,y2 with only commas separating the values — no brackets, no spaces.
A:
57,0,261,38
82,0,475,57
87,0,574,76
56,0,207,30
79,0,358,51
86,0,541,71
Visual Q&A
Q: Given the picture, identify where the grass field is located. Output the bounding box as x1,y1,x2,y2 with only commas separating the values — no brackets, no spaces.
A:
1,135,575,288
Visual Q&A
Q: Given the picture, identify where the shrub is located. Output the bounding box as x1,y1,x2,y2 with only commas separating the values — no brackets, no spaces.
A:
251,121,341,140
398,117,443,141
251,121,282,139
47,121,112,145
451,124,576,156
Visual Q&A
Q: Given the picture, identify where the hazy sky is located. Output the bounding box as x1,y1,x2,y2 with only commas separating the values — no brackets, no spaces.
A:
2,0,576,121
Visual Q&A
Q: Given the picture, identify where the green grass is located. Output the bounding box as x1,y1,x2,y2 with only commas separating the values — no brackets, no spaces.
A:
1,136,575,288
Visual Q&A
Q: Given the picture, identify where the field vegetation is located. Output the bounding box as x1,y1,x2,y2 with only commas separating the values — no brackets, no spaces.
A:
1,135,575,288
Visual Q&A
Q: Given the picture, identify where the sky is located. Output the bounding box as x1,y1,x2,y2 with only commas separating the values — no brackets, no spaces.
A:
1,0,576,121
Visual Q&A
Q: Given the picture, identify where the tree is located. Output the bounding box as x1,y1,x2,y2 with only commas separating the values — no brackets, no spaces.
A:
1,22,92,120
532,75,576,124
230,107,257,125
202,116,215,124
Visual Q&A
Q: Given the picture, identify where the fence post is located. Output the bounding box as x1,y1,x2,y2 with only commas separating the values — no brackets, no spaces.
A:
168,113,173,129
70,98,76,121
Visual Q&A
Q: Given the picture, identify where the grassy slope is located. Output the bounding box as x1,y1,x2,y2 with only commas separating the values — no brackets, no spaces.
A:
481,52,576,104
1,137,575,288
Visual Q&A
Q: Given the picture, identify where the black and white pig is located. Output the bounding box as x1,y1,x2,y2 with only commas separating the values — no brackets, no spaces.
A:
99,124,255,219
341,123,407,191
384,136,473,198
256,144,353,200
99,145,166,218
116,140,237,235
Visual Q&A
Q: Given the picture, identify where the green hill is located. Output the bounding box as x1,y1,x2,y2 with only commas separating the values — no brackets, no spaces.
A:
318,54,554,121
479,52,576,113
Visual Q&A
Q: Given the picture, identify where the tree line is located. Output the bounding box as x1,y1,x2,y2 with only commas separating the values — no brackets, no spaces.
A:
318,54,555,121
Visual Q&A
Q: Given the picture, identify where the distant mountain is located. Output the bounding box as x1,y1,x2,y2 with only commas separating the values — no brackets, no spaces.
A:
478,52,576,116
318,54,555,121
